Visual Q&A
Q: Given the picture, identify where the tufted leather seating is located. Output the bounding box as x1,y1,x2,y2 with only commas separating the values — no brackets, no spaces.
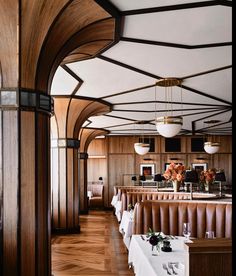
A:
122,191,191,214
132,200,232,238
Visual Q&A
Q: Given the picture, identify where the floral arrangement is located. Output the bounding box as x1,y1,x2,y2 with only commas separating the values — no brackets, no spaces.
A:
128,203,134,211
163,162,185,182
199,168,216,184
146,228,168,251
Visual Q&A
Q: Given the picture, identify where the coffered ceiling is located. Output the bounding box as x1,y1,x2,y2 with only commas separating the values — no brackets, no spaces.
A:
51,0,232,137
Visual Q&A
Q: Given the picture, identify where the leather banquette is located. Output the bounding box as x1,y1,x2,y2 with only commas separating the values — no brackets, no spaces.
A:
122,191,191,214
133,200,232,238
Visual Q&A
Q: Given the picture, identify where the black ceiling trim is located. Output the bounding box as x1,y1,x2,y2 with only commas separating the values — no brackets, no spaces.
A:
121,1,231,16
104,113,135,122
113,107,223,113
114,100,229,108
99,55,231,106
191,108,231,132
181,84,232,105
61,65,83,83
192,107,231,123
71,82,83,96
98,55,160,80
94,0,121,43
197,119,232,132
101,84,156,100
121,37,231,50
182,65,232,80
180,108,225,118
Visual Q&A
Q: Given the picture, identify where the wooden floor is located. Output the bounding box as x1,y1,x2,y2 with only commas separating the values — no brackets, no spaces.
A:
52,210,134,276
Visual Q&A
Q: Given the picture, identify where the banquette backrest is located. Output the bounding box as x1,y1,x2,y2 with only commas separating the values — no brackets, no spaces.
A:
121,192,191,214
133,200,232,238
117,187,158,200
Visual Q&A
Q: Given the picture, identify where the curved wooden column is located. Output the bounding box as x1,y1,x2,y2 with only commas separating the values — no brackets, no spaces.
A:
52,97,111,231
0,91,52,276
79,128,109,213
0,0,118,274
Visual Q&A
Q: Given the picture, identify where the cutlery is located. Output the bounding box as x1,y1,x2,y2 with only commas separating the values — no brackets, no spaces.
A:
163,263,172,275
140,235,145,241
168,262,178,275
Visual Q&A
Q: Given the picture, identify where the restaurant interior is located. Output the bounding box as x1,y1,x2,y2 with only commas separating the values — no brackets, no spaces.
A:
0,1,232,275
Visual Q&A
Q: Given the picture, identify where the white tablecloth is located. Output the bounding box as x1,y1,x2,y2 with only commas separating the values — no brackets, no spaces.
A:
111,195,122,222
111,195,118,206
128,235,187,276
119,210,134,249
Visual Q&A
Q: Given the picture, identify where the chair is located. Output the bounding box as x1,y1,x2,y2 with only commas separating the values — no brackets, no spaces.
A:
87,184,104,209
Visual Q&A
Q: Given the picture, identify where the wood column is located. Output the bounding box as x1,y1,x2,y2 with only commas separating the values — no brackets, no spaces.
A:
0,105,51,276
51,139,80,234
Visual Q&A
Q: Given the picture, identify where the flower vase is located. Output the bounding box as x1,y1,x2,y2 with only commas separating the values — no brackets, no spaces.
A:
173,180,180,192
205,181,210,192
152,244,161,256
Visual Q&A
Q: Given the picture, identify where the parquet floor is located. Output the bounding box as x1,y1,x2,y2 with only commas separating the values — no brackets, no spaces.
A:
52,210,134,276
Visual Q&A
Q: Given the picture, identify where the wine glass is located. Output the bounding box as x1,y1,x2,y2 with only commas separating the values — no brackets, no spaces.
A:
183,222,191,242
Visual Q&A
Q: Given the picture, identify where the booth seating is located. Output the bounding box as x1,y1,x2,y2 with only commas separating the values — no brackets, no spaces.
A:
116,187,158,200
132,200,232,238
87,184,104,208
122,191,191,214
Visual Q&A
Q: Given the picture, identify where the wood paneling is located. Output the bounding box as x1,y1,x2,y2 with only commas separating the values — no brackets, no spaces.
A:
87,135,232,205
185,238,232,276
109,136,135,153
0,1,18,87
88,137,107,156
108,154,134,203
21,112,36,276
3,111,19,276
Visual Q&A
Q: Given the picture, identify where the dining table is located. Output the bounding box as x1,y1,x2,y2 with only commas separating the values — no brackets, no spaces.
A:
119,210,134,249
128,234,189,276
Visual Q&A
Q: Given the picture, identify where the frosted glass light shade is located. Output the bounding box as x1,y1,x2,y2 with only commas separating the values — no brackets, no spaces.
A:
204,142,220,154
134,143,150,155
156,116,182,138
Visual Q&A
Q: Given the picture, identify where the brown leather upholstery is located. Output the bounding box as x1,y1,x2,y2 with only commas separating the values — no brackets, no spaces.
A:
133,200,232,238
122,191,191,214
117,187,158,201
87,184,104,208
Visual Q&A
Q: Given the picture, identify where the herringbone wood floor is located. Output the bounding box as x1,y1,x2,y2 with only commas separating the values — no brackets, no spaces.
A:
52,210,134,276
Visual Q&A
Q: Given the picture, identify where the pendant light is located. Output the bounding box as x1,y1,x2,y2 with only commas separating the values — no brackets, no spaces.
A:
155,78,183,137
203,120,220,154
134,121,150,155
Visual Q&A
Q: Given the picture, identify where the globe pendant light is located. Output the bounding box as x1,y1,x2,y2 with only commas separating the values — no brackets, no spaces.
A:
203,120,220,154
204,142,220,154
133,121,150,155
155,78,183,137
156,116,183,138
134,142,150,155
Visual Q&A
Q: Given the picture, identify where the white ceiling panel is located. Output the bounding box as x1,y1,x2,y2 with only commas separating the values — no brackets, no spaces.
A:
51,1,232,136
109,0,213,11
122,6,231,45
51,66,79,95
103,42,231,78
67,58,154,98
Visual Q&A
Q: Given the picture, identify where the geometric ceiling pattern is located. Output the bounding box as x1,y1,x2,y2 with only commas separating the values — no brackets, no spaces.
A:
51,0,232,136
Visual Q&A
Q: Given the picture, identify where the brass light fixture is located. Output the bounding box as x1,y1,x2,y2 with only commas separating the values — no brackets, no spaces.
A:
155,78,183,137
203,120,220,154
134,121,150,155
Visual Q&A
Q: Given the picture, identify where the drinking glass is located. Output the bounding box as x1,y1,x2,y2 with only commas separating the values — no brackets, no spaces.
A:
205,231,215,239
183,222,191,242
